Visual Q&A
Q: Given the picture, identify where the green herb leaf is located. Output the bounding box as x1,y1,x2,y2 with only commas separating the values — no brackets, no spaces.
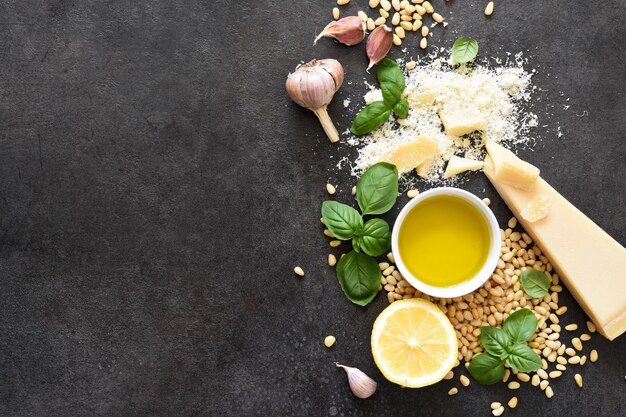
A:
377,58,405,93
356,162,399,216
503,308,538,344
467,353,506,385
520,269,551,298
350,101,392,136
451,37,479,64
393,98,409,119
480,326,511,359
381,83,402,107
354,218,391,257
321,201,363,240
336,250,381,306
505,344,542,372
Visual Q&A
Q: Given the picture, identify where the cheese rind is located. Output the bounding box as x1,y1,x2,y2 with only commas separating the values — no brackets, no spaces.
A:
444,156,484,178
484,170,626,340
485,141,540,190
383,135,439,174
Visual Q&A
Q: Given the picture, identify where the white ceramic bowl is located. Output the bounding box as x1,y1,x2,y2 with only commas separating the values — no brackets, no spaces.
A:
391,187,501,298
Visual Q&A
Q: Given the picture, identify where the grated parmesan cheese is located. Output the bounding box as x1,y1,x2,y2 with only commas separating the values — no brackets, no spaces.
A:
349,55,538,182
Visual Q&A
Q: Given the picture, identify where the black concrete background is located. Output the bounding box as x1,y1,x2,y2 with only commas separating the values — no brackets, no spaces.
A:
0,0,624,416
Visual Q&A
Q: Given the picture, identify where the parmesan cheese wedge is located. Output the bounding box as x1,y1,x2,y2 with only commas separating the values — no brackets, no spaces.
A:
484,155,626,341
383,135,439,174
485,141,540,190
438,108,487,137
444,156,484,178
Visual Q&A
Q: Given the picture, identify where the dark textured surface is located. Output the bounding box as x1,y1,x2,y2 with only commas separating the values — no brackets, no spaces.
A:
0,0,624,416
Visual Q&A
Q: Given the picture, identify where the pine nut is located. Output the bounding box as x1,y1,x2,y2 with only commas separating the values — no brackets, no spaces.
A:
381,0,392,11
484,1,494,16
580,333,591,341
448,387,458,395
545,386,554,399
392,0,401,11
590,349,598,362
332,7,340,19
370,0,381,7
391,12,401,25
502,368,510,382
387,252,395,263
395,26,405,38
383,265,395,276
432,12,444,23
422,1,434,13
326,183,336,195
420,37,427,49
324,335,336,347
549,371,562,379
557,356,567,365
531,374,540,386
401,21,413,31
508,396,518,408
579,355,587,365
294,266,305,276
549,313,559,324
393,34,402,45
574,373,583,388
421,26,429,36
444,370,454,380
330,240,341,247
492,406,504,417
374,16,386,25
517,373,530,382
483,198,491,205
367,17,376,30
556,364,566,371
556,306,567,315
507,381,520,390
358,10,369,21
337,0,350,5
572,337,583,351
537,369,548,379
490,402,501,410
351,186,357,195
460,375,470,386
586,321,597,333
328,254,337,266
568,356,581,364
387,292,395,303
379,262,390,270
565,347,576,356
407,189,419,197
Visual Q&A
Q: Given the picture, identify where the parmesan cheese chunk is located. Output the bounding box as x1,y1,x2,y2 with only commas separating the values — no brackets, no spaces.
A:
484,166,626,341
485,141,540,190
383,135,439,174
444,156,484,178
520,194,550,222
438,108,487,137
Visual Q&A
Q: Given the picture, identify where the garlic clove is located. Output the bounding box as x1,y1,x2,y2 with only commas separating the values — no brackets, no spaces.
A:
366,26,394,70
317,59,344,92
336,363,377,399
314,16,367,46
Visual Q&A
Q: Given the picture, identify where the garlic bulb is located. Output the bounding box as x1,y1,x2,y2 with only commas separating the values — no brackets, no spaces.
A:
285,59,344,143
366,26,393,70
314,16,366,46
336,363,377,399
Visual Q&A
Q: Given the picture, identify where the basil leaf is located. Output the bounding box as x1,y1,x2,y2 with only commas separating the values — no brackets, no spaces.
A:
520,269,551,298
393,98,409,119
336,250,381,306
350,101,392,136
377,58,405,93
356,162,399,216
480,326,511,359
503,308,538,344
451,37,479,64
381,82,402,107
467,353,506,385
505,344,542,372
321,201,363,240
355,218,391,257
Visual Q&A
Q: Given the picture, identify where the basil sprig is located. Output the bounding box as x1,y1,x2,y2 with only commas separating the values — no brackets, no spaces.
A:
451,37,479,64
468,309,542,384
520,269,551,298
322,162,399,306
350,58,409,135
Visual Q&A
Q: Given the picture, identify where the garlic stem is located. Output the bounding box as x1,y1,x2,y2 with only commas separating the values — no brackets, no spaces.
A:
313,106,339,143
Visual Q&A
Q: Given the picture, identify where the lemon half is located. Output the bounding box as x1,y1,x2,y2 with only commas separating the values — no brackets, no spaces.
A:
371,298,458,388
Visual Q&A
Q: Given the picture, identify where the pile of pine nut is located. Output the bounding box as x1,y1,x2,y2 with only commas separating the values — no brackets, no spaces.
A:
321,199,602,404
332,0,446,49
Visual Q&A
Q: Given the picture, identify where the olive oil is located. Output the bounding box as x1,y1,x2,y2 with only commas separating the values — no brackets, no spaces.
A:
398,195,490,287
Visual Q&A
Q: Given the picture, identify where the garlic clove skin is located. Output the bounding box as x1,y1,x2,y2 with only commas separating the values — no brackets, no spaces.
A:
366,26,394,70
285,59,344,143
314,16,367,46
336,363,377,399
